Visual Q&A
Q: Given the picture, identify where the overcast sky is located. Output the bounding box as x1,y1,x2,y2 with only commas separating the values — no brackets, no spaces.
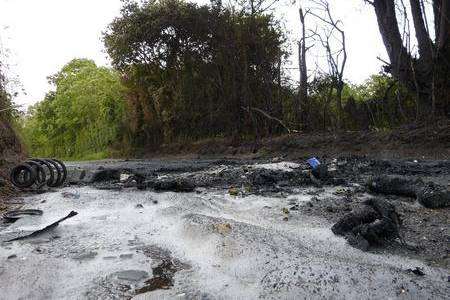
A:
0,0,386,109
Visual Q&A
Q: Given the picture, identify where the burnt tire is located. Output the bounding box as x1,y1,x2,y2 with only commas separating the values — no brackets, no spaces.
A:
45,158,67,187
30,158,56,187
51,158,67,186
25,161,47,188
10,164,37,188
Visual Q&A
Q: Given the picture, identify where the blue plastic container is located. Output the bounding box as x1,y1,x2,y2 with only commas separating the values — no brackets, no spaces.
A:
307,157,321,169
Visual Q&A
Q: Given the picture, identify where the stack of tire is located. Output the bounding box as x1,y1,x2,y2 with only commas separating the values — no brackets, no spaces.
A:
10,159,67,189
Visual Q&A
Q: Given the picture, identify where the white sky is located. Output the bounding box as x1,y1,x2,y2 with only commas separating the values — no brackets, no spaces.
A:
0,0,387,109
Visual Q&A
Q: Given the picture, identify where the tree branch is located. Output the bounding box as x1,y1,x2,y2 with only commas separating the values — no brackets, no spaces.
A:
242,106,292,134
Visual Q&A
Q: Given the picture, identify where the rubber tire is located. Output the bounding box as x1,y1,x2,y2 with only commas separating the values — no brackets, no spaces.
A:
51,158,67,186
25,161,46,188
30,158,55,187
10,164,37,188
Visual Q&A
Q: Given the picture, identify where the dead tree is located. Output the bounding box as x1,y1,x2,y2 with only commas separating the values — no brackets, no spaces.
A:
309,0,347,129
297,7,312,128
366,0,450,118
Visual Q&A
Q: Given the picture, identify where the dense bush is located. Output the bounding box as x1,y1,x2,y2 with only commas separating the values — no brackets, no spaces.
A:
21,59,126,159
104,0,290,147
0,57,23,167
304,73,417,131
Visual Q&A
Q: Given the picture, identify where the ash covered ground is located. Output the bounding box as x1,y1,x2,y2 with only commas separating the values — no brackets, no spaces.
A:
0,156,449,299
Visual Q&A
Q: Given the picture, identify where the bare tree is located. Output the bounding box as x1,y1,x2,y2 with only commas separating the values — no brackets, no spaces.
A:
309,0,347,129
296,7,312,127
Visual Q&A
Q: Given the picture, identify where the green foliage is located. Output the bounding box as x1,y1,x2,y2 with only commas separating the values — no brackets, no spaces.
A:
21,59,126,159
304,73,418,130
0,56,24,165
104,0,289,147
350,74,417,129
0,59,14,122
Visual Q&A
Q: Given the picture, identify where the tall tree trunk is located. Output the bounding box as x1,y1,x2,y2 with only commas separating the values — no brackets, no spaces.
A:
336,82,344,129
410,0,433,64
373,0,417,89
437,0,450,52
298,8,308,128
435,0,450,115
371,0,446,117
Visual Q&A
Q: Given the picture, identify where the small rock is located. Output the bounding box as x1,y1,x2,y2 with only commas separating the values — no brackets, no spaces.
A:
62,192,80,199
120,254,133,260
7,254,17,260
283,217,289,222
72,251,98,261
290,205,299,211
152,200,159,204
103,256,117,260
114,270,148,282
120,173,132,182
326,206,335,213
148,177,195,192
136,204,144,209
417,182,450,209
213,223,232,235
229,187,239,196
406,267,425,276
282,207,290,214
288,199,297,205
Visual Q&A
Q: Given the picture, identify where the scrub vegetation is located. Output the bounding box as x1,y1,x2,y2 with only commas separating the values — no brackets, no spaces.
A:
15,0,450,159
20,59,125,159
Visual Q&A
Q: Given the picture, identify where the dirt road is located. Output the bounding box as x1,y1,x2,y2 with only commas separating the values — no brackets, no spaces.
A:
0,158,448,299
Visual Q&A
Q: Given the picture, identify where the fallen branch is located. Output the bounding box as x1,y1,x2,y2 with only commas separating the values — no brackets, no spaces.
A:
242,106,292,134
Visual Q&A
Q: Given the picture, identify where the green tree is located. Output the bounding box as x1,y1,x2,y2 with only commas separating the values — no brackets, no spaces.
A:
103,0,288,147
22,59,126,159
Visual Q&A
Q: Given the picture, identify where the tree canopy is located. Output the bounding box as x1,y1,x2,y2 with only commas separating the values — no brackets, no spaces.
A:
104,0,289,147
22,59,126,159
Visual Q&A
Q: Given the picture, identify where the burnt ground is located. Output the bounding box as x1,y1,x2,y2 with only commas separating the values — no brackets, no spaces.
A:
0,123,449,299
0,155,449,299
63,156,450,269
146,119,450,161
293,158,449,269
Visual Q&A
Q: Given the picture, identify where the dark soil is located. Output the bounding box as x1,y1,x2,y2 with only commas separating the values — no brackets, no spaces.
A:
143,119,450,161
63,153,450,269
0,118,24,210
4,121,449,270
294,157,450,269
